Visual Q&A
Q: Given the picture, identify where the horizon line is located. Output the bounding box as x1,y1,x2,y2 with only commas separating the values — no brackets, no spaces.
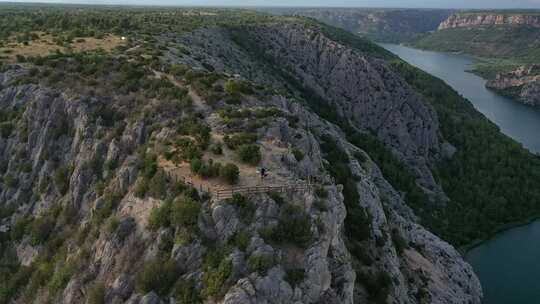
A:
1,1,540,10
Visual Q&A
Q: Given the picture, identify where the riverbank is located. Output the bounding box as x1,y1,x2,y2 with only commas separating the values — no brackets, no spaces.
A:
382,43,540,153
382,42,540,304
460,215,540,254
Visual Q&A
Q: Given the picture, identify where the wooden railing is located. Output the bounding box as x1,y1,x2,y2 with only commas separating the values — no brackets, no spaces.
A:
164,169,319,200
213,182,312,200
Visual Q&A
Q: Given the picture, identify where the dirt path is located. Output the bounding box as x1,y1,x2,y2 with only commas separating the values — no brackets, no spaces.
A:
153,70,208,112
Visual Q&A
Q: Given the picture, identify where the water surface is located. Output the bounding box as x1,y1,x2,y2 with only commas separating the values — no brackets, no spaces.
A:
381,43,540,154
381,43,540,304
465,220,540,304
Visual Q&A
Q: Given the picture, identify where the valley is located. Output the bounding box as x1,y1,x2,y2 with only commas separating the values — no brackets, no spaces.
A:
286,8,540,107
0,4,540,304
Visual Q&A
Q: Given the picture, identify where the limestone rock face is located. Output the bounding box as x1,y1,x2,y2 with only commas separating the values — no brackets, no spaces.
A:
244,24,444,199
487,65,540,106
439,13,540,30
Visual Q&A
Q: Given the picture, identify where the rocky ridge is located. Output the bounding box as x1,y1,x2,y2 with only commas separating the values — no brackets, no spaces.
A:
486,65,540,106
172,24,448,200
0,16,481,304
438,12,540,30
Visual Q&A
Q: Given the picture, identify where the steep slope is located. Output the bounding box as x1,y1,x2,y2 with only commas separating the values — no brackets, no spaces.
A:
0,8,483,304
409,11,540,105
0,64,481,304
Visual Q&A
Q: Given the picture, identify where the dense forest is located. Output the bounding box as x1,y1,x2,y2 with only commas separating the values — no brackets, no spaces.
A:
392,60,540,246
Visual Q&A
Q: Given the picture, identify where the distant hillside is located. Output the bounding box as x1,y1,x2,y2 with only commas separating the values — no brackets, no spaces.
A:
414,12,540,61
439,11,540,29
261,8,454,43
412,11,540,102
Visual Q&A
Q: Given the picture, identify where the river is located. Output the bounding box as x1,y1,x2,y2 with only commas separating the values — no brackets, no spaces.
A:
381,43,540,304
381,43,540,154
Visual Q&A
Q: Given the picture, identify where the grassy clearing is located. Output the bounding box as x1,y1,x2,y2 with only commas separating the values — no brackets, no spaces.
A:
0,32,125,62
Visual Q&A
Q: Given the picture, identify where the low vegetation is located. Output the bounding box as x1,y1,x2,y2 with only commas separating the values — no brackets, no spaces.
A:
136,258,179,296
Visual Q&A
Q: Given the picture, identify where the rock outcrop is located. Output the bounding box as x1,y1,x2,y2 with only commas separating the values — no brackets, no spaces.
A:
438,13,540,30
486,65,540,106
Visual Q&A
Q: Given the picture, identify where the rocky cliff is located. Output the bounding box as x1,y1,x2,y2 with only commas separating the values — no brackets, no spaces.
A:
486,65,540,106
0,10,482,304
438,12,540,29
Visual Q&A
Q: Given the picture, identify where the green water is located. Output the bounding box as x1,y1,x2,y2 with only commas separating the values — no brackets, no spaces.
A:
381,43,540,304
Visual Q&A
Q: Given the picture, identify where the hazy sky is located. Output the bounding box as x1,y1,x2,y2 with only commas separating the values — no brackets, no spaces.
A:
2,0,540,8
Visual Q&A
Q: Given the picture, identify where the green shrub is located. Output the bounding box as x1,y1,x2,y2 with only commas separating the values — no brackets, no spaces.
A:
54,166,71,195
354,151,367,163
236,144,261,165
170,64,189,77
11,216,32,241
138,151,158,179
199,160,221,179
210,143,223,155
202,259,232,298
176,119,211,149
0,122,14,138
286,269,305,287
134,177,148,198
0,265,34,303
87,281,105,304
292,148,304,162
174,279,201,304
357,271,392,304
268,192,285,206
230,230,250,251
175,137,203,161
190,158,203,174
314,186,328,198
26,261,54,297
391,228,409,255
257,226,275,242
219,163,239,185
171,196,201,227
3,174,18,188
349,241,373,266
106,217,120,234
94,191,122,225
48,261,75,295
224,79,252,96
273,204,312,248
147,170,168,199
19,162,32,173
136,258,179,296
227,194,255,223
223,133,258,150
247,254,274,275
148,200,172,231
30,215,55,245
